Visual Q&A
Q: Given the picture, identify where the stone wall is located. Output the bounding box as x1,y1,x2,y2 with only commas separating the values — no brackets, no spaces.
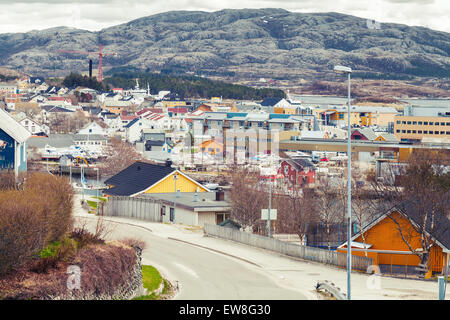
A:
54,245,145,300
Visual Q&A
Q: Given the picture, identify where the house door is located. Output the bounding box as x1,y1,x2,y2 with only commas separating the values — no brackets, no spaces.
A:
170,208,175,222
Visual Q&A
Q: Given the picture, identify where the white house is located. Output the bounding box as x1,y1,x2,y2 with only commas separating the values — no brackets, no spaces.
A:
125,118,151,144
77,121,109,136
19,117,50,136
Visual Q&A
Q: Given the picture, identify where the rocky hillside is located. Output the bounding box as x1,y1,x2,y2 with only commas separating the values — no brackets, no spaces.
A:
0,8,449,80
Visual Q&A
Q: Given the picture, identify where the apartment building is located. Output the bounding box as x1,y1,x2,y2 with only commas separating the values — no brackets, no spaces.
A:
312,105,398,128
394,115,450,141
189,112,312,137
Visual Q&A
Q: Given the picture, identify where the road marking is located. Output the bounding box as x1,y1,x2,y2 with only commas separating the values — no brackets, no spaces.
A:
173,262,199,279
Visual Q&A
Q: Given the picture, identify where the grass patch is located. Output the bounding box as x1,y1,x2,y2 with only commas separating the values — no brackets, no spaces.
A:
92,196,107,202
142,265,162,292
132,265,163,300
86,200,98,209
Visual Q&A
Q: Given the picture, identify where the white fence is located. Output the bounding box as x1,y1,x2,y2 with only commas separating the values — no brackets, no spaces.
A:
204,223,373,272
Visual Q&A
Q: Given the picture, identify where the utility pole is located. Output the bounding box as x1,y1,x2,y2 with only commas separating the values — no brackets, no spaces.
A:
334,65,352,300
173,173,178,223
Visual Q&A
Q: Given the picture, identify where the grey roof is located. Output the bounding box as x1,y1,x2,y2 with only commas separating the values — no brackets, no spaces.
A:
104,161,175,196
260,97,283,107
27,134,74,149
125,118,139,128
0,108,31,143
139,192,230,211
352,127,378,141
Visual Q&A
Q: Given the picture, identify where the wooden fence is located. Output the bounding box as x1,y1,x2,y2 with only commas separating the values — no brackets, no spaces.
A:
204,223,373,272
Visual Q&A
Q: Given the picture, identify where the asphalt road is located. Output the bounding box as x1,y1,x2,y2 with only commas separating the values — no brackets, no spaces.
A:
75,216,309,300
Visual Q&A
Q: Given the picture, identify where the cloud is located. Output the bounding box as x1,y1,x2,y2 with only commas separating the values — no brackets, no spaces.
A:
0,0,448,34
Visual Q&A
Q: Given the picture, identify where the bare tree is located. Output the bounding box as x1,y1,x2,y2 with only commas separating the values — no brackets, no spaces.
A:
350,164,378,256
313,177,346,250
370,149,450,272
100,137,145,178
228,165,267,234
273,185,318,244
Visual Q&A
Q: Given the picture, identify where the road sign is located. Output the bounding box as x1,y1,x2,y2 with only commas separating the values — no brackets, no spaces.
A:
261,209,277,220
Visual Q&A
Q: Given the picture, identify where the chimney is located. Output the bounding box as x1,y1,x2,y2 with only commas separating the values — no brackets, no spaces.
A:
215,189,224,201
89,59,93,79
194,191,198,202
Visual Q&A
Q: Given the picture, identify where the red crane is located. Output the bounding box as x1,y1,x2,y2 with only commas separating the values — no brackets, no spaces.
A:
55,44,117,82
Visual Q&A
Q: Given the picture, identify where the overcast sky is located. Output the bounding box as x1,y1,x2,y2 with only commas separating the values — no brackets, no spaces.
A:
0,0,449,34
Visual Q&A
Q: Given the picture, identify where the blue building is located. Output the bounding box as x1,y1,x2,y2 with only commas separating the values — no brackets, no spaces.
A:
0,108,31,176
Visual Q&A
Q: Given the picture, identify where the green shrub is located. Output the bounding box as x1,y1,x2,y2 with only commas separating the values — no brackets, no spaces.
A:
38,241,61,259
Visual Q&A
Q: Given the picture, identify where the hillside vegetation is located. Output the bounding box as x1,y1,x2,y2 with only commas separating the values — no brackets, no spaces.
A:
0,9,448,82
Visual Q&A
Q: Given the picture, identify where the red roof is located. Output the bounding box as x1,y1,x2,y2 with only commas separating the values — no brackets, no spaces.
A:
120,115,137,121
137,108,164,116
168,107,188,113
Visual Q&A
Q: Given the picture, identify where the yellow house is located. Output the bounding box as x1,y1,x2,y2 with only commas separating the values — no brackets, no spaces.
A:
161,100,187,108
274,106,297,115
198,139,223,155
104,161,209,197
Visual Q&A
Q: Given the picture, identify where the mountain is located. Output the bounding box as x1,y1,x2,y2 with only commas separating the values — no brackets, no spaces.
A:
0,8,449,81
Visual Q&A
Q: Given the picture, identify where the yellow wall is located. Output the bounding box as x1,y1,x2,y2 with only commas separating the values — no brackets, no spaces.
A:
103,106,123,114
394,115,450,141
144,172,208,194
162,101,186,108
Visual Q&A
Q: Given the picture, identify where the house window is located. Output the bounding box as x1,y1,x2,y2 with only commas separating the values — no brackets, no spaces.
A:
396,130,400,133
339,114,344,119
424,122,428,125
413,121,417,125
418,121,422,125
407,121,411,125
418,130,422,134
412,130,416,134
423,130,428,134
396,121,400,124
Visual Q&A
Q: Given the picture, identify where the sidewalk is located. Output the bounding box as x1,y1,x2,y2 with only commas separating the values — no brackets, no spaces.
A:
72,195,447,300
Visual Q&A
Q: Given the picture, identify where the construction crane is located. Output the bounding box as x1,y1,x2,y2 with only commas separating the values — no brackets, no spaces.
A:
55,44,117,82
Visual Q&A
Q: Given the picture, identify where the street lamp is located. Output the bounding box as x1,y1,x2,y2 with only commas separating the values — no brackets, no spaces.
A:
334,64,352,300
173,173,178,223
94,167,99,215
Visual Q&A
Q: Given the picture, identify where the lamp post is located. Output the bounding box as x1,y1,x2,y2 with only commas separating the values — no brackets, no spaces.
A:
334,65,352,300
173,173,178,223
94,167,99,215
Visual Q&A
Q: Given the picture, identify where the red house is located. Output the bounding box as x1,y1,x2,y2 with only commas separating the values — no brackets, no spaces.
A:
279,159,315,185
